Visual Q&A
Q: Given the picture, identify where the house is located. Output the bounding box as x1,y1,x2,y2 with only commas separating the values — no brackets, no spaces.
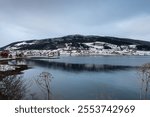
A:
0,50,9,58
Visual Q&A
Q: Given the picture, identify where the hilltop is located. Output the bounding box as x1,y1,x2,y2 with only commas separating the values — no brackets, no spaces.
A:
1,35,150,51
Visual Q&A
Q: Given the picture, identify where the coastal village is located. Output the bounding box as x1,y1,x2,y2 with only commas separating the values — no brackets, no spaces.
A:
0,41,150,73
1,41,150,61
0,50,60,75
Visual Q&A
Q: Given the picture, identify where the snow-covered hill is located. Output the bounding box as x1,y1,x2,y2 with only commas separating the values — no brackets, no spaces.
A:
1,35,150,56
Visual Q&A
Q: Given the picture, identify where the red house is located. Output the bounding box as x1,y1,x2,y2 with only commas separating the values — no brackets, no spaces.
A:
0,50,9,58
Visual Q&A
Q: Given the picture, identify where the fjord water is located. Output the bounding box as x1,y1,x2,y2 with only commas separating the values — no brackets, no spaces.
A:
22,56,150,100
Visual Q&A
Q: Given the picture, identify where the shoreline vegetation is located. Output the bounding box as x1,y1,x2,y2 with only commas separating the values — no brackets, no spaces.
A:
0,59,29,99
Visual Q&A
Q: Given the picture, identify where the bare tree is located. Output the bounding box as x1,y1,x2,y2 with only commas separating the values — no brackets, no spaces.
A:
138,63,150,100
0,75,27,99
35,72,53,100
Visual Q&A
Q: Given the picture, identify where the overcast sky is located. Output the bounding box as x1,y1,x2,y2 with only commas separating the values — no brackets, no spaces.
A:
0,0,150,47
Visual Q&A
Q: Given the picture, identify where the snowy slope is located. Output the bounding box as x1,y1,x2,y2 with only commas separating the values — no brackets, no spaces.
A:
1,35,150,55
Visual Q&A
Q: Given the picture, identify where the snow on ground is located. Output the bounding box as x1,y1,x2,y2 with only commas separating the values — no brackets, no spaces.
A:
15,42,28,46
0,65,16,71
5,42,34,50
129,45,137,49
2,41,150,57
2,49,150,57
5,46,19,50
15,42,34,46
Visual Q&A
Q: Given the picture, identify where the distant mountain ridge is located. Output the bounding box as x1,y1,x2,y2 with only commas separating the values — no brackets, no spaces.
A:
1,35,150,51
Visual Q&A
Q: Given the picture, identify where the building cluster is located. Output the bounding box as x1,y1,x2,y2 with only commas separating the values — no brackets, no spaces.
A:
0,50,24,58
0,50,60,59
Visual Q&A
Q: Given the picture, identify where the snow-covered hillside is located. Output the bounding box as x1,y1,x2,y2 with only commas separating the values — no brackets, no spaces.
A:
1,35,150,56
3,42,150,57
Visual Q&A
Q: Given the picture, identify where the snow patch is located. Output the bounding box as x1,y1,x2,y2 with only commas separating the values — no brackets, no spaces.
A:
15,42,34,46
0,65,16,71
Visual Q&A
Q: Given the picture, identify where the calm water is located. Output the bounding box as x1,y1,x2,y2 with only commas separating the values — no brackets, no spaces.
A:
16,56,150,99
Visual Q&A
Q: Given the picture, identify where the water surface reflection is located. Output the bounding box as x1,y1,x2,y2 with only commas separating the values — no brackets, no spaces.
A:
26,59,137,72
1,55,150,100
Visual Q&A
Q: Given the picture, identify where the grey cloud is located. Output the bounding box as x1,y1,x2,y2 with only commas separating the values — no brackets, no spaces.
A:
0,0,150,47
